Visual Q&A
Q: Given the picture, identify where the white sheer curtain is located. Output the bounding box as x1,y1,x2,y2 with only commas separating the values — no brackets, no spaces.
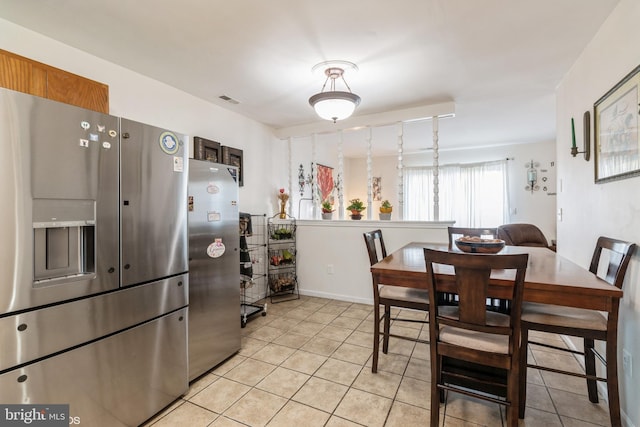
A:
404,167,432,220
404,159,509,227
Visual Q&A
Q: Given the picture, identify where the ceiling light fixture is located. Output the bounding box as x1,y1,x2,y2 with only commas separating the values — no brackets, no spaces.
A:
309,61,361,123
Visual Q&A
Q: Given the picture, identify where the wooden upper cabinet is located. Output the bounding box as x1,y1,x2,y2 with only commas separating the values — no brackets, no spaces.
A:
0,50,46,97
0,49,109,113
45,67,109,113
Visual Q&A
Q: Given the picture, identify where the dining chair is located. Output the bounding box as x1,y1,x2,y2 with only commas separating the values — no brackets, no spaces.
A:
363,230,429,373
518,236,635,426
447,227,503,311
447,226,498,247
423,248,529,427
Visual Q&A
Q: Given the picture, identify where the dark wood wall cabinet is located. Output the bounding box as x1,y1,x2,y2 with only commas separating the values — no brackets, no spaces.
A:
0,49,109,113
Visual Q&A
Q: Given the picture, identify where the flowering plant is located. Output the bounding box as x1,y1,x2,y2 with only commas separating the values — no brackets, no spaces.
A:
277,188,289,203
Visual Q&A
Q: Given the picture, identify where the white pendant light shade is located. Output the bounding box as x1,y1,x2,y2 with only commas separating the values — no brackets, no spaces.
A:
308,63,361,123
309,91,361,122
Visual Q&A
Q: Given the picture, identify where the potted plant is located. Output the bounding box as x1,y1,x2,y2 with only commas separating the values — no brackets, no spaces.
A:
379,200,392,220
346,198,366,220
321,200,334,220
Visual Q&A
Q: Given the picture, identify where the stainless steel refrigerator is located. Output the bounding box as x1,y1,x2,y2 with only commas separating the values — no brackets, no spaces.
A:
0,87,188,426
188,159,241,381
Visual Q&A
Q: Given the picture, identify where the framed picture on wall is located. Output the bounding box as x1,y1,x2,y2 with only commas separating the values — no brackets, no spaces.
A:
372,177,382,201
222,146,244,186
193,136,221,163
594,64,640,183
316,163,334,202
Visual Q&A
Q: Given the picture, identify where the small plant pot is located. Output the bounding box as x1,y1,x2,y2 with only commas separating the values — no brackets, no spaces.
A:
350,214,363,220
379,213,391,220
321,212,333,220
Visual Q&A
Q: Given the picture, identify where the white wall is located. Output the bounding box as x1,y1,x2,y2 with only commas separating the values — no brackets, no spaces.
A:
296,220,451,303
556,0,640,425
345,155,400,220
346,140,557,242
288,134,340,219
0,18,281,215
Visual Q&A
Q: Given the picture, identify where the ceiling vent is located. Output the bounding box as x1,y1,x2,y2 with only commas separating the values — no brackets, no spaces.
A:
219,95,240,104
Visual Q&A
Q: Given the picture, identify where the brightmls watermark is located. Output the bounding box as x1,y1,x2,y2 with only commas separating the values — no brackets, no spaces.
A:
0,405,68,426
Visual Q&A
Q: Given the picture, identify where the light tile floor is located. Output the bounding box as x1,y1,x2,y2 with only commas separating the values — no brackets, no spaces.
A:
143,296,612,427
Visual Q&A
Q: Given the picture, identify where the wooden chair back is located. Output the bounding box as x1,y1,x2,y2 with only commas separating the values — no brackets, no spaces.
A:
589,236,636,289
447,227,498,247
446,227,500,309
518,236,635,425
363,229,387,266
424,249,528,352
424,248,528,426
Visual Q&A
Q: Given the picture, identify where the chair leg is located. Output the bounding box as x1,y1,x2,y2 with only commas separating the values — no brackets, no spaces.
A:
518,327,528,419
584,338,598,403
372,303,380,373
383,305,391,354
431,355,441,427
605,334,622,427
507,360,519,427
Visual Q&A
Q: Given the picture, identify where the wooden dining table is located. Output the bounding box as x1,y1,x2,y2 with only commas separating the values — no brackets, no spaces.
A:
371,242,624,421
371,242,623,311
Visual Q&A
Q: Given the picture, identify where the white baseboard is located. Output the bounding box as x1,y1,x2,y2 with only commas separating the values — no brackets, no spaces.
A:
298,288,373,305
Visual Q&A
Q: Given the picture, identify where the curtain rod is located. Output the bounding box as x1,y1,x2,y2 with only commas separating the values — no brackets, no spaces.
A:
406,158,510,169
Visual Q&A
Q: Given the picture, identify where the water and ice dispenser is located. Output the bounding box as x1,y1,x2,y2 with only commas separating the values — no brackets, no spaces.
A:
32,199,96,284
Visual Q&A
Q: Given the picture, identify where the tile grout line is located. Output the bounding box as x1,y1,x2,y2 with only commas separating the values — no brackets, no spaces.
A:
148,296,610,426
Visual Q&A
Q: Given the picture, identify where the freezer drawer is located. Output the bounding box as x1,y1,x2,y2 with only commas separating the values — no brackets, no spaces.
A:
0,274,187,372
0,308,188,427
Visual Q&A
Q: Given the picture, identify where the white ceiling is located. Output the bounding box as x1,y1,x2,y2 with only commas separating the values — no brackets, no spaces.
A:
0,0,619,156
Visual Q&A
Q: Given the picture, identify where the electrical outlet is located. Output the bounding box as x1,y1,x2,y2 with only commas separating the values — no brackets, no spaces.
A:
327,264,334,275
623,349,632,378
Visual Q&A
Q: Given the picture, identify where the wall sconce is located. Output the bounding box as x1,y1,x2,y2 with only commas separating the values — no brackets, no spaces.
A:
570,112,591,161
298,164,313,197
333,173,343,200
525,160,539,193
298,164,309,196
298,164,306,196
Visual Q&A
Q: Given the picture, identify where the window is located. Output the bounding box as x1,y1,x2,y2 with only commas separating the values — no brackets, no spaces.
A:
403,159,509,226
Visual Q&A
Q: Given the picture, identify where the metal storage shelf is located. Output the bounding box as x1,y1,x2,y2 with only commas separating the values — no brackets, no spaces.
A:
240,213,267,327
268,222,296,241
267,215,299,303
268,247,296,268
